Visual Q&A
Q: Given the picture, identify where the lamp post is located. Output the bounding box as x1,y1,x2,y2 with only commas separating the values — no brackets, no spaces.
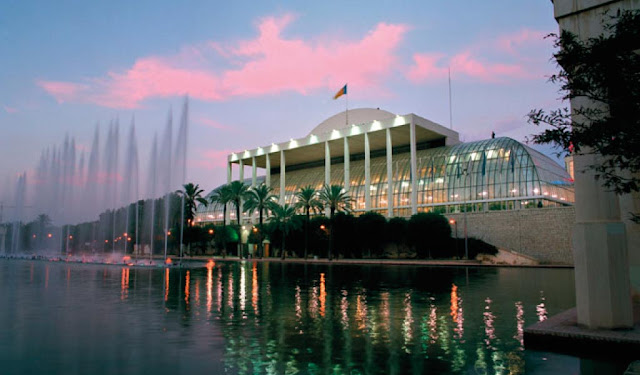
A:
462,168,469,260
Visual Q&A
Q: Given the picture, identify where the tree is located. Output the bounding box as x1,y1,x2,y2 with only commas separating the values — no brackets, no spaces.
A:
408,213,452,258
227,181,250,259
269,203,300,260
528,10,640,220
318,184,353,260
176,183,208,253
356,212,386,258
209,184,232,257
176,183,208,223
244,183,277,258
295,185,323,260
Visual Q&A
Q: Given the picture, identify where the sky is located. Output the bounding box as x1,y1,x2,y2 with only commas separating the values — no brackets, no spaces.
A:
0,1,565,221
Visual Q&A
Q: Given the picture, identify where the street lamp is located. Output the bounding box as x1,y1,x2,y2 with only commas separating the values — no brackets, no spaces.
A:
462,168,469,260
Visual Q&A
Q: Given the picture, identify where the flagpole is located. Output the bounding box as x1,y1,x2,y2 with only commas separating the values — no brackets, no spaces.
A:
345,83,349,126
448,67,453,130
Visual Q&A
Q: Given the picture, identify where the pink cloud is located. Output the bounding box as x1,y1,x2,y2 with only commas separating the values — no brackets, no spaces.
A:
195,116,237,132
406,28,552,84
3,105,18,113
38,14,408,108
37,81,88,103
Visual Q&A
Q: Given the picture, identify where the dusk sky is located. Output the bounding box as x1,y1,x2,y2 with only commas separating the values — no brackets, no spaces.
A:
1,1,564,220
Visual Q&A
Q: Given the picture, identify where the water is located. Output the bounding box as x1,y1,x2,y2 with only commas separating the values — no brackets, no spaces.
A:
0,260,631,374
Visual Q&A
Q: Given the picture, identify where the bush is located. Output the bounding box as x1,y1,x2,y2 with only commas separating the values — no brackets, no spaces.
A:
356,212,387,258
408,213,452,258
386,217,407,245
332,212,357,258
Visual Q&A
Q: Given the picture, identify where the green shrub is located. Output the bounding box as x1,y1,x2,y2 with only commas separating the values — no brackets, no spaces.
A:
408,212,452,258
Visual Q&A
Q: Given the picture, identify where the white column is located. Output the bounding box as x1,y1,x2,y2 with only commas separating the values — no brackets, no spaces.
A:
325,141,331,186
410,122,417,215
364,132,371,211
386,128,393,218
279,150,286,204
226,162,231,224
554,1,634,329
238,159,244,224
251,156,257,187
265,153,271,187
344,137,350,191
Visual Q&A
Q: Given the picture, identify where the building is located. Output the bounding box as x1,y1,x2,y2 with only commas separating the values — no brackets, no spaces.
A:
196,108,573,223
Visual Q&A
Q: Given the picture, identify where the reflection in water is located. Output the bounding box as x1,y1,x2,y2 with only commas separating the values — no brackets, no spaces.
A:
206,266,213,314
483,297,496,349
121,268,130,300
515,301,524,349
6,261,579,375
239,264,246,313
451,284,465,342
319,273,326,317
428,297,438,344
536,291,547,322
185,270,190,308
402,292,413,353
164,268,169,302
251,263,258,315
45,265,49,288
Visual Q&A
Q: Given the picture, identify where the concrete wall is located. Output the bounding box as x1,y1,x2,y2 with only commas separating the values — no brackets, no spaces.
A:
446,207,575,264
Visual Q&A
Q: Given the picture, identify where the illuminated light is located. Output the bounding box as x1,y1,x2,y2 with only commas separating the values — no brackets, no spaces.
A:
289,139,298,148
122,256,131,262
48,233,52,238
319,273,326,317
370,186,377,190
167,231,171,236
449,155,456,163
320,224,326,230
428,196,433,200
243,150,250,157
331,129,341,139
207,214,214,219
164,268,169,301
252,227,258,233
127,237,131,241
123,232,128,236
470,152,477,160
536,292,547,322
435,178,444,183
543,192,549,196
242,226,246,230
309,134,318,144
393,115,405,126
206,259,215,269
533,188,540,194
252,263,259,315
256,147,264,155
105,240,108,243
449,219,456,224
208,229,214,235
450,194,459,198
185,270,190,305
560,197,566,201
165,258,172,265
482,191,488,196
371,120,381,131
69,235,73,239
32,234,36,238
551,194,557,198
401,181,409,187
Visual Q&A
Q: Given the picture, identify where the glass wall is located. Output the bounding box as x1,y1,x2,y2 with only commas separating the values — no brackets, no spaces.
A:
196,137,574,222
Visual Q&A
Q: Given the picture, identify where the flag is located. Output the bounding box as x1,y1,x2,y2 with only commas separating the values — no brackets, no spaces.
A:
333,84,347,100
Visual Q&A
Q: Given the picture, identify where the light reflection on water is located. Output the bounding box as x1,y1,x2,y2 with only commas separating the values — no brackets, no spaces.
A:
2,259,627,375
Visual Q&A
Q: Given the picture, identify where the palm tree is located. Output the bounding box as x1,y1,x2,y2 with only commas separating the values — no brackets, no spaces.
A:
270,203,299,260
318,184,353,260
176,182,208,224
176,183,208,256
295,185,322,260
244,183,277,258
228,180,250,259
209,184,232,257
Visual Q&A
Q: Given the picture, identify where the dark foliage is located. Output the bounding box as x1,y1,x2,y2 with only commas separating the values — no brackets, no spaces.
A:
407,213,452,258
528,11,640,221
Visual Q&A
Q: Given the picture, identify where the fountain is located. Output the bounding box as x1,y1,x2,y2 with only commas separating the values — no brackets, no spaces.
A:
0,98,190,261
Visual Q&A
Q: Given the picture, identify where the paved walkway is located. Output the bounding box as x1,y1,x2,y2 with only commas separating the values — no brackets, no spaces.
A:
524,303,640,359
180,255,573,268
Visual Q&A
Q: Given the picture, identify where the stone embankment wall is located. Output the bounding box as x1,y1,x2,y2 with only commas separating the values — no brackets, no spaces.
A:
446,207,575,264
